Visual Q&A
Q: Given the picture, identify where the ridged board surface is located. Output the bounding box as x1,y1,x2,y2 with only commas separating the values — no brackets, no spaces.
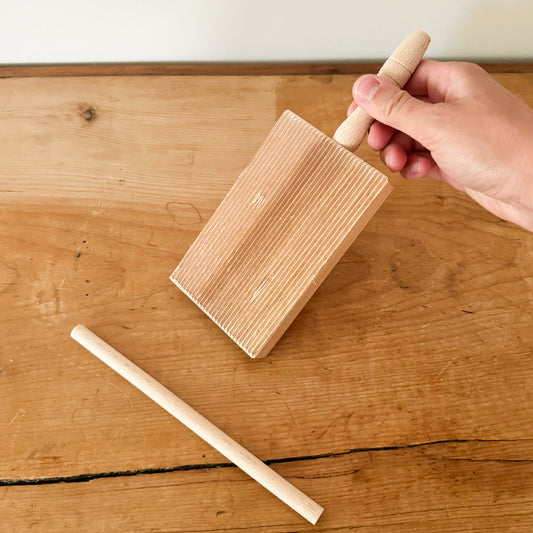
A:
171,110,392,357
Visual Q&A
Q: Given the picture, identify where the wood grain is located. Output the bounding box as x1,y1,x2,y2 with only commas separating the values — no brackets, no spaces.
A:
0,70,532,531
2,441,532,532
172,110,391,358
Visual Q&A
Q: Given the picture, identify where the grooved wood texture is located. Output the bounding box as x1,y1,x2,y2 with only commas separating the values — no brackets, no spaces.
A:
171,110,392,358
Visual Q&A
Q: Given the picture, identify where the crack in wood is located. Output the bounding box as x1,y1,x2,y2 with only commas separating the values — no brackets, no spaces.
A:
2,438,531,487
0,461,234,486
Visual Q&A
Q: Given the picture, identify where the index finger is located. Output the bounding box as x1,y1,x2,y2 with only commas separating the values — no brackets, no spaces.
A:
404,59,452,103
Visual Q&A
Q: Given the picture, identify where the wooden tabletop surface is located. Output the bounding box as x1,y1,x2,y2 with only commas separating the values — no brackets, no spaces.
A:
1,65,532,532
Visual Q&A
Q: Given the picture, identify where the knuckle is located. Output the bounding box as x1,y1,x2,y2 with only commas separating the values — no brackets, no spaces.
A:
463,62,485,75
450,61,487,81
450,62,490,95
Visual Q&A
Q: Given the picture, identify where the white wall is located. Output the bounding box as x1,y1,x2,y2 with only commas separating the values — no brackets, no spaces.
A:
1,0,532,64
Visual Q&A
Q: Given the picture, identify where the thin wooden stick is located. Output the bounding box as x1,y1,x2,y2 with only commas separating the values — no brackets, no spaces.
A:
70,325,324,524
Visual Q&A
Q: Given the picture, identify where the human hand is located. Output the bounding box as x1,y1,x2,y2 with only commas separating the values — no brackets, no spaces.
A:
349,59,533,231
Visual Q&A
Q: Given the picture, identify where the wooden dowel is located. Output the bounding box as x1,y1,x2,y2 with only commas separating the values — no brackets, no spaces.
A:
70,325,324,525
333,29,430,152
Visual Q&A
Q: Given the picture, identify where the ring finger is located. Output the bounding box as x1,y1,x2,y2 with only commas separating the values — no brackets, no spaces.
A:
380,131,415,172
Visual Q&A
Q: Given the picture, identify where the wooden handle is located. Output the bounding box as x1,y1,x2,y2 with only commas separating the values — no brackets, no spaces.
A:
70,325,324,525
333,29,431,152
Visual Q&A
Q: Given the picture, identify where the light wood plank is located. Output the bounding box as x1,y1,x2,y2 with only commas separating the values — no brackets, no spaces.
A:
0,71,532,531
1,442,532,532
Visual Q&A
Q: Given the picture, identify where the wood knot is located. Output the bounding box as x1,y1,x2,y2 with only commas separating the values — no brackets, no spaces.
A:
78,104,97,122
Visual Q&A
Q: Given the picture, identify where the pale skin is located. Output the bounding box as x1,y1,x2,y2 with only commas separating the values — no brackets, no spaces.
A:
348,59,533,232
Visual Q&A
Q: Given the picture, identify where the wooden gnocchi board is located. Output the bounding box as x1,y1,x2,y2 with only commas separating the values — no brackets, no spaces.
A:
171,110,392,357
171,30,431,357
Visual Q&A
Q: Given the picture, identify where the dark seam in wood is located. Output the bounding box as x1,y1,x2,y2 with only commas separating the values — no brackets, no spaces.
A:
1,438,531,487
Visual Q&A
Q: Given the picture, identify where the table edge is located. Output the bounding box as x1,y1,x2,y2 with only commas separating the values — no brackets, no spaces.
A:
1,62,532,78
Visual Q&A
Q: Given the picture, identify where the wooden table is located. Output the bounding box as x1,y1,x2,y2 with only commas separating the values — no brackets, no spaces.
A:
1,64,532,532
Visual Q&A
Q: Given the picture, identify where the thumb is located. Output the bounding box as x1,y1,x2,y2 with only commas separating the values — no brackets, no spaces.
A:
353,74,433,142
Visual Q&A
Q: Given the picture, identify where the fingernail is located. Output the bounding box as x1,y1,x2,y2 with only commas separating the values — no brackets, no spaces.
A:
354,76,381,103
